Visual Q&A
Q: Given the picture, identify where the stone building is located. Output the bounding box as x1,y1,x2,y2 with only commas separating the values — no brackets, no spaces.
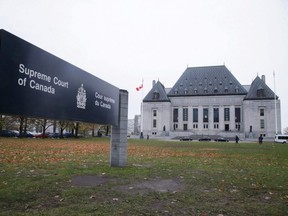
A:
142,65,281,139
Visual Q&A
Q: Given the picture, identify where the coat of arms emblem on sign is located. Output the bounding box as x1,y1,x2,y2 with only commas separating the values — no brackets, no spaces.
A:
76,84,87,109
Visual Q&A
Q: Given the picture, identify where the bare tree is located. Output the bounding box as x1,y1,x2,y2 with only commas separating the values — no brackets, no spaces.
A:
74,122,80,138
58,121,69,138
0,115,5,131
35,119,53,138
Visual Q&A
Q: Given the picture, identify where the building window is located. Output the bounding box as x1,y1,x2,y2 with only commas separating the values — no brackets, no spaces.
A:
153,91,159,99
193,124,198,129
183,108,188,121
153,110,157,117
153,119,157,128
204,124,209,129
260,108,265,116
257,88,265,97
183,124,188,131
235,107,241,131
203,108,209,123
260,119,265,129
213,108,219,122
225,124,229,131
193,108,198,123
235,107,241,123
173,123,178,130
184,88,188,94
204,88,208,93
173,108,178,123
224,108,230,121
236,124,241,130
214,124,219,129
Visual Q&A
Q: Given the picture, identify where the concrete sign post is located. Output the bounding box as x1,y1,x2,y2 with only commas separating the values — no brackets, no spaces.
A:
0,29,128,167
110,90,128,167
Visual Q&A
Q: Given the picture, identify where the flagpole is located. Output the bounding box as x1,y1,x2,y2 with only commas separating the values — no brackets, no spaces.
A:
274,71,278,134
140,78,144,136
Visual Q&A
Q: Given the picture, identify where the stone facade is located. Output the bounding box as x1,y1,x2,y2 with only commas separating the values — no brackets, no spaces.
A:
142,66,281,139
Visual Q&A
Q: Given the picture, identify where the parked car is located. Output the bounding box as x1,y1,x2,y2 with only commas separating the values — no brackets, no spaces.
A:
34,133,48,138
0,130,18,137
180,136,193,141
63,132,73,138
274,134,288,144
198,137,211,141
48,132,60,138
18,132,35,138
214,137,229,142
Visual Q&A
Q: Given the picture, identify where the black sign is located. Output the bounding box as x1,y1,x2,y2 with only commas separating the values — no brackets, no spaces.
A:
0,29,119,126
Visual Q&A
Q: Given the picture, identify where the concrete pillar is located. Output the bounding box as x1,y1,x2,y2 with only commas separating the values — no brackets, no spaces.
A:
110,89,128,167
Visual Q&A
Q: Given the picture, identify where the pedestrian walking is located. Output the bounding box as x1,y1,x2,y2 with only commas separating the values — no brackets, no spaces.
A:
258,134,263,144
235,135,239,143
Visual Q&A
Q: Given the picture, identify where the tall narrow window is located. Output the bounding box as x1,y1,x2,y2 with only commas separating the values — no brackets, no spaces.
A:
153,110,157,117
203,108,209,123
224,108,230,121
260,119,265,129
260,108,265,116
235,107,241,123
193,108,198,123
213,108,219,122
183,108,188,121
173,108,178,123
153,119,157,128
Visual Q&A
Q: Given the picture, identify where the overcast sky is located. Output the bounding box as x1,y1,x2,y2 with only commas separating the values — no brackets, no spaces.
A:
1,0,288,130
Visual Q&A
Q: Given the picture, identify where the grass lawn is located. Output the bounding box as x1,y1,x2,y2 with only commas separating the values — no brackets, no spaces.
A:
0,137,287,215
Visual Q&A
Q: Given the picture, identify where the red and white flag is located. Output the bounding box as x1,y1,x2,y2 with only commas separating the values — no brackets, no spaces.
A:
136,84,143,91
136,80,143,91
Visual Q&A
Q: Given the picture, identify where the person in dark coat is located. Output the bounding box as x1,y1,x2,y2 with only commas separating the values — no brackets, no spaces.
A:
258,134,263,144
235,135,239,143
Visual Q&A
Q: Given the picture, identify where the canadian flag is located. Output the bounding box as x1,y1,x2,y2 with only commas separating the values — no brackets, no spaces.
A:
136,83,143,91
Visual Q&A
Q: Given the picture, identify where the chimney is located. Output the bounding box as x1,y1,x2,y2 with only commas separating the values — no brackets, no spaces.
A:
152,80,156,87
261,75,266,83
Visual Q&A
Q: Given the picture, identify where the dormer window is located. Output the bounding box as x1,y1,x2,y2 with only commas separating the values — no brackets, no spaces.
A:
184,88,188,94
214,87,218,93
199,82,202,86
219,81,222,86
153,91,160,99
224,87,228,93
180,83,183,87
235,86,239,93
174,89,178,95
204,87,208,93
194,88,198,94
257,87,265,97
209,81,212,86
